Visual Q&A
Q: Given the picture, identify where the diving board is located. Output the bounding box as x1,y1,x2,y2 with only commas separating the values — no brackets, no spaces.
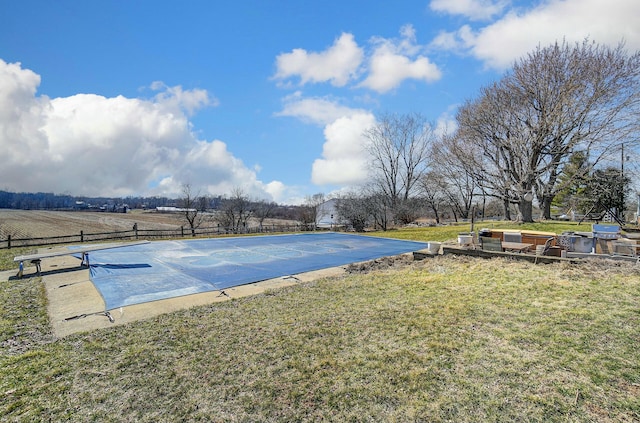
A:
14,240,150,278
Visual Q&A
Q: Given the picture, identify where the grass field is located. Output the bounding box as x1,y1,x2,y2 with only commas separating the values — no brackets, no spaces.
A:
1,222,639,421
368,220,587,242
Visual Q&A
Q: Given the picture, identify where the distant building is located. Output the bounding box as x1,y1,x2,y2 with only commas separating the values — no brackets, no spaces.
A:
316,199,339,228
156,206,196,213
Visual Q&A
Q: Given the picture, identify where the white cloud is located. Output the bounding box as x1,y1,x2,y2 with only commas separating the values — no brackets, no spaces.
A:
0,59,286,201
42,93,190,196
311,112,376,186
264,181,287,203
435,108,459,137
275,25,442,94
0,61,49,167
360,25,442,93
433,0,640,70
276,92,368,126
429,0,508,21
275,94,376,187
263,181,306,205
273,32,364,87
152,139,282,201
430,25,475,51
150,81,218,115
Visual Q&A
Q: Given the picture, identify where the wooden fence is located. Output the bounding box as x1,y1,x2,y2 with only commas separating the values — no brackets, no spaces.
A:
0,223,316,249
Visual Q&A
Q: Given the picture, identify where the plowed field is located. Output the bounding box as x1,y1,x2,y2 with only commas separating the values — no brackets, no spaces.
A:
0,210,184,239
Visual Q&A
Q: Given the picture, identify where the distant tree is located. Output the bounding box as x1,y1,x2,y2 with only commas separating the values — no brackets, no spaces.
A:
271,204,300,221
253,200,278,230
432,135,478,220
483,197,509,219
582,167,630,221
364,113,435,224
364,188,392,231
334,193,371,232
551,151,591,217
197,195,210,212
419,171,449,224
217,187,253,233
299,193,325,230
393,198,423,225
179,184,207,236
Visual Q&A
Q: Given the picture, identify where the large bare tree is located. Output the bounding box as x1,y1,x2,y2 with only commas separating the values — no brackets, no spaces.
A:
455,40,640,221
364,112,436,224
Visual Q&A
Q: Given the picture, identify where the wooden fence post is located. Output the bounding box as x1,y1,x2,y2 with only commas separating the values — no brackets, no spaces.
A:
7,234,10,249
80,230,84,242
181,226,184,237
133,223,138,240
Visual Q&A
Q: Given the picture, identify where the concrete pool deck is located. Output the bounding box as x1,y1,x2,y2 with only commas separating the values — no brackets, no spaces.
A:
5,252,345,338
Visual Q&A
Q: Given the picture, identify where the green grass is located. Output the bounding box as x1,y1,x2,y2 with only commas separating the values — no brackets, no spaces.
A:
1,225,639,421
0,247,36,272
365,220,586,242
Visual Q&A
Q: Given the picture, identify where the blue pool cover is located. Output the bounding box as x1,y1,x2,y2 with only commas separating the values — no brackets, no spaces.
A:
82,232,426,310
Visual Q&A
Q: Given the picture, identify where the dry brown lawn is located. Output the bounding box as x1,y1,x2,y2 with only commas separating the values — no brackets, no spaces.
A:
1,253,639,422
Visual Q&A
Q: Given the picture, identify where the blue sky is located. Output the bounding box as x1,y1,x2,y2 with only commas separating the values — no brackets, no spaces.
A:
1,0,639,204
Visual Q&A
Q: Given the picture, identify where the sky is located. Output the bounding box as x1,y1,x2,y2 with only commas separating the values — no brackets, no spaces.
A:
1,0,639,204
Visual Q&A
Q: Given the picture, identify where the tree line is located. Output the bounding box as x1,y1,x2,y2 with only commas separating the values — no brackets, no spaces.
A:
174,184,306,236
0,189,301,225
328,39,640,229
0,190,176,211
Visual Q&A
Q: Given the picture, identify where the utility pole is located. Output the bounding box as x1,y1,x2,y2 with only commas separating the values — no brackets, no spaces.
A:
620,143,626,222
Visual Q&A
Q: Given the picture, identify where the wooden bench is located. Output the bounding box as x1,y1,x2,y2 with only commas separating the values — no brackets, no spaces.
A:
13,240,150,278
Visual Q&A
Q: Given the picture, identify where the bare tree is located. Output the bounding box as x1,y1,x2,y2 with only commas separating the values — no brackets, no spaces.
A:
455,39,640,222
362,185,392,230
334,192,371,232
430,136,478,221
253,200,278,231
364,113,436,223
217,187,253,233
180,184,207,236
419,171,449,224
299,193,325,230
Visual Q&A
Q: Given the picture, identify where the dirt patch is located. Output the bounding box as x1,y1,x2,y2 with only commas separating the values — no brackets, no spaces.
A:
345,253,414,274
